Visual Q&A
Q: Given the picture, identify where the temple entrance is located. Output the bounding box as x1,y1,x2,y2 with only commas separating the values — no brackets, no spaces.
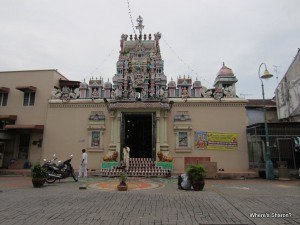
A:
122,113,155,159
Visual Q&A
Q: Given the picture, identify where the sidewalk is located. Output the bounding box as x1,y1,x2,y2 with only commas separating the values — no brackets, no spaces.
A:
0,176,299,225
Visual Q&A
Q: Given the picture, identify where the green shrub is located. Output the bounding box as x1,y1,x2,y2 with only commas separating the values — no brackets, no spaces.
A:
31,164,48,179
118,172,127,182
186,164,206,182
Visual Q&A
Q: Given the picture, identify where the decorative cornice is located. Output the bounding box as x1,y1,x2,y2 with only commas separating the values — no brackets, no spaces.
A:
49,103,106,108
170,98,248,103
173,102,246,108
108,101,171,110
48,98,246,108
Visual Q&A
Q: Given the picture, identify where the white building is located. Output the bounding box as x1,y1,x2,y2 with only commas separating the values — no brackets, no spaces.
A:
276,49,300,122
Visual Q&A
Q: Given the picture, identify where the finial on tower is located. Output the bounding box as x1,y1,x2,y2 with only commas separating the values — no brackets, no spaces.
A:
135,15,144,36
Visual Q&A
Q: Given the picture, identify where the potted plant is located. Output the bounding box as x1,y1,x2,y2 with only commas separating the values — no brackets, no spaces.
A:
117,172,128,191
186,164,206,191
31,164,48,188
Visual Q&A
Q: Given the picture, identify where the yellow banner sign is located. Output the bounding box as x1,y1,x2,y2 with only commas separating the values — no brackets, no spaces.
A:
194,131,238,150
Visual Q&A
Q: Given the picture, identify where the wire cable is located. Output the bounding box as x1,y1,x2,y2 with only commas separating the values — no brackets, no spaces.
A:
126,0,136,35
86,48,116,81
162,37,211,87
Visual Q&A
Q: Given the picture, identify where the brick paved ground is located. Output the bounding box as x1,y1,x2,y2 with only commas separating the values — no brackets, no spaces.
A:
0,176,299,225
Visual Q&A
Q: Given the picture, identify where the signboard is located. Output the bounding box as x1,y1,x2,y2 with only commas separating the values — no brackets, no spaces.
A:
194,131,238,150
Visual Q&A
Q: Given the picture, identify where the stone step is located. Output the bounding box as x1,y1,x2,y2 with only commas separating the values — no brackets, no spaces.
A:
98,170,171,177
99,158,171,178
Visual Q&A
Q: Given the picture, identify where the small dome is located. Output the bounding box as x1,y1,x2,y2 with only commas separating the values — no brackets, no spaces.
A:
168,78,176,87
79,81,88,89
217,62,234,77
104,80,112,89
193,80,202,88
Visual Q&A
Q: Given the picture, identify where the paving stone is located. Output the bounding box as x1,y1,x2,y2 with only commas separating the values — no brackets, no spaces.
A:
0,176,299,224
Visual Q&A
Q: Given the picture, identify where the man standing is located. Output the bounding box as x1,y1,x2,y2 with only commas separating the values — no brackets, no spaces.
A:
78,149,88,178
123,146,130,171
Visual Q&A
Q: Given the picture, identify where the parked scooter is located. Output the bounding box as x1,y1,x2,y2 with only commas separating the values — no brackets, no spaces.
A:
43,154,78,183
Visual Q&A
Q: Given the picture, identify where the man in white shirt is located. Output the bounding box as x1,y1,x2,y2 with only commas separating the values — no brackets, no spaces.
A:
78,149,88,178
123,146,130,171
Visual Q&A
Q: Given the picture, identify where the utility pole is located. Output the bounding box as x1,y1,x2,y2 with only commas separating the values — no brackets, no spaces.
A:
273,65,280,84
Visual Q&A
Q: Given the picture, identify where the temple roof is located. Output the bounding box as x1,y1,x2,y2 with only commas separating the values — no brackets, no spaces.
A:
217,62,234,77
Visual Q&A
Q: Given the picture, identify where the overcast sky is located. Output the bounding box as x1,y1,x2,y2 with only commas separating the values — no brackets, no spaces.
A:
1,0,299,99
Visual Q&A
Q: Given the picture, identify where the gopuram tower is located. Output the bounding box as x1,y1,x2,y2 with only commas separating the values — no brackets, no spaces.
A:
112,15,167,101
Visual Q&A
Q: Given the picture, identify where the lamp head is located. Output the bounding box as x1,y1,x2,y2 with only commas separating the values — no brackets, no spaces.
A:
261,69,273,79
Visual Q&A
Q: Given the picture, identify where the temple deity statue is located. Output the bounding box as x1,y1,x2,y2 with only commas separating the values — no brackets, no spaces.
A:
61,86,71,101
154,32,161,53
129,86,135,99
134,74,144,87
149,88,155,98
70,88,80,99
115,86,123,99
111,89,116,99
51,87,62,99
224,86,235,98
124,59,129,70
181,87,189,101
200,86,212,98
120,34,128,52
159,87,165,99
213,87,223,100
91,88,100,98
141,88,148,98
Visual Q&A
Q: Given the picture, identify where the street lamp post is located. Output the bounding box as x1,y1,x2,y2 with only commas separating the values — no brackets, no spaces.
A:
258,63,274,180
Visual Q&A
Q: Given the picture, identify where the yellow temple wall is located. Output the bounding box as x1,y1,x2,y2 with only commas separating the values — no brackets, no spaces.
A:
42,99,110,170
167,98,248,174
43,98,248,174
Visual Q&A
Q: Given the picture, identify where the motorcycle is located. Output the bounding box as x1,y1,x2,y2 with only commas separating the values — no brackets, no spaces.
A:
43,154,78,183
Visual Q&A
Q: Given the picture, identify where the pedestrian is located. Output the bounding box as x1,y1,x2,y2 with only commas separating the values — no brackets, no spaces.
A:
178,173,191,190
123,146,130,171
78,149,88,178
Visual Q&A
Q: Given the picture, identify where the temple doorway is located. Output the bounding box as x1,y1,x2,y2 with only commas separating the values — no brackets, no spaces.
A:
122,113,155,159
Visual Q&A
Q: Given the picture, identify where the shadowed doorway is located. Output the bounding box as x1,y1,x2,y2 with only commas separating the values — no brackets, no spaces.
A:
123,113,154,159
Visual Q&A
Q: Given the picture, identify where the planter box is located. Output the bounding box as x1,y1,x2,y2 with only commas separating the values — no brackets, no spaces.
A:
156,162,174,170
101,161,119,169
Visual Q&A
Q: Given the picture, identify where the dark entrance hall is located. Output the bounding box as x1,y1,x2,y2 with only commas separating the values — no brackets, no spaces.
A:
123,113,154,159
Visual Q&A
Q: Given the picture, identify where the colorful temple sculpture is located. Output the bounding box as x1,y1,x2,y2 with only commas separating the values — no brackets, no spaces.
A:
51,16,237,103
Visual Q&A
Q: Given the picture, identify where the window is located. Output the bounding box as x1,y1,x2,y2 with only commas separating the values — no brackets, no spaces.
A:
23,92,35,106
0,93,8,106
178,132,188,147
87,111,105,151
173,111,192,152
91,131,100,148
174,130,192,152
0,120,14,130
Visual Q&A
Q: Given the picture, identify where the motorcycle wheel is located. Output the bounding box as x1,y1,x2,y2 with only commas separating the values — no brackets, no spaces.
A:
71,170,78,182
45,175,56,184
